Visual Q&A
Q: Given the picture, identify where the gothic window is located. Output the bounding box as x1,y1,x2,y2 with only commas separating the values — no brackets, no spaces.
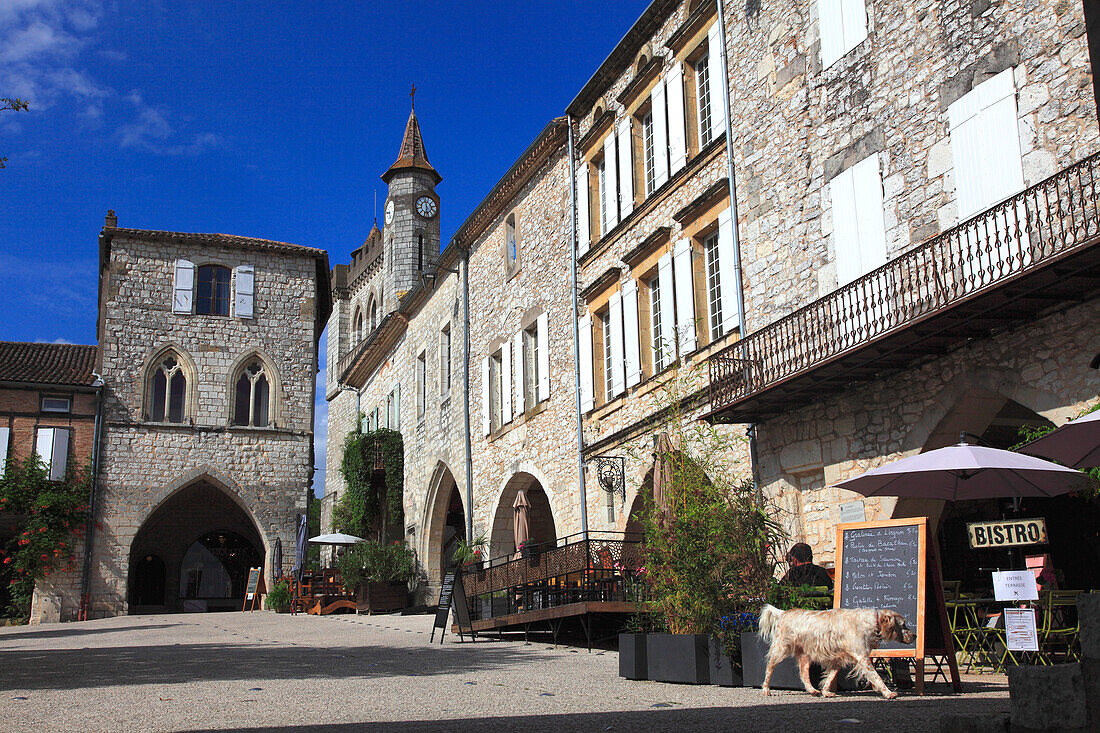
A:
196,265,231,316
353,308,364,343
233,360,272,427
369,299,378,333
149,353,188,423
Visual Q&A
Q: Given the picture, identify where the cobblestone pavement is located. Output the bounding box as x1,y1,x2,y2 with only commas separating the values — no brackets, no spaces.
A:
0,612,1009,732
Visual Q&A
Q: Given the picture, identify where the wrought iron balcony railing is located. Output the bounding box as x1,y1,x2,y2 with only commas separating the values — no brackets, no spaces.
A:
710,153,1100,418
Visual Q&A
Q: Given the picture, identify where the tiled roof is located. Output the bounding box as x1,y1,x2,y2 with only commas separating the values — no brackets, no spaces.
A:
0,342,98,386
382,107,441,184
103,227,329,259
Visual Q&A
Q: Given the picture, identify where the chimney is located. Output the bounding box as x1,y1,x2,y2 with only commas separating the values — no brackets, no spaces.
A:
105,210,117,228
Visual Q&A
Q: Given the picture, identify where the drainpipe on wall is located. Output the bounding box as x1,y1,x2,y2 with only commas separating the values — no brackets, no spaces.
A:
715,0,763,504
566,116,590,540
79,375,105,621
460,245,475,542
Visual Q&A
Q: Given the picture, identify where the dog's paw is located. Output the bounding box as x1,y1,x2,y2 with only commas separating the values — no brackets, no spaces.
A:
809,689,822,696
761,688,771,697
821,691,837,698
883,691,898,700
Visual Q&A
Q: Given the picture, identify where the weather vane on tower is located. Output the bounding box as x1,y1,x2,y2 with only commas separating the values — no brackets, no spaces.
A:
410,84,416,110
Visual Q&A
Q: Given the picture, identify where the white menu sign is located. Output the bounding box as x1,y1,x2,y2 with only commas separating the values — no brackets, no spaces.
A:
1004,608,1039,651
992,570,1038,602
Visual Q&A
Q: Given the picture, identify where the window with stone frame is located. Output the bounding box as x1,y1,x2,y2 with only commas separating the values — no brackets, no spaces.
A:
149,352,188,423
440,322,452,398
595,154,609,238
505,213,520,276
694,50,713,149
369,298,378,333
523,324,538,412
641,108,657,196
600,309,614,403
416,351,426,422
648,272,670,373
232,359,272,428
195,265,231,316
353,307,364,343
702,231,724,341
489,349,503,432
386,385,400,431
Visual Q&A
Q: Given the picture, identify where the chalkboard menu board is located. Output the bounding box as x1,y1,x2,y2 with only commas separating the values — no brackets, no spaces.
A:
242,567,263,612
835,518,926,657
430,570,473,643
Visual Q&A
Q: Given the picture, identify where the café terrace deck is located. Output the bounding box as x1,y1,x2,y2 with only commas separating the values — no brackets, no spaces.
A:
458,532,644,647
706,153,1100,423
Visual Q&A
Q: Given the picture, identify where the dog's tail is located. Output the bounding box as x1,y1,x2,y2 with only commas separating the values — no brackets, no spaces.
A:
757,604,783,643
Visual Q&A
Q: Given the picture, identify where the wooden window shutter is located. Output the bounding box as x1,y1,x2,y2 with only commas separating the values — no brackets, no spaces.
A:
818,0,844,69
651,80,669,188
841,0,868,57
622,279,642,387
667,62,688,175
851,154,888,275
603,133,619,230
616,118,634,218
576,161,590,255
656,252,678,365
172,259,195,314
672,239,697,354
716,207,741,336
513,331,525,414
608,291,626,398
234,264,255,319
501,341,513,424
706,23,727,140
536,312,550,402
578,313,595,412
481,357,491,436
830,164,862,286
0,426,8,479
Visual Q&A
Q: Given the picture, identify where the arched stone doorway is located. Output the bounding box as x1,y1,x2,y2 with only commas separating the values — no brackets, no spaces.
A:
624,471,652,542
423,462,465,586
490,473,557,560
129,478,265,613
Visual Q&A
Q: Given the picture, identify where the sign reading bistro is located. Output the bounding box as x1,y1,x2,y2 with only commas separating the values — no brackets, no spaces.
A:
967,518,1048,549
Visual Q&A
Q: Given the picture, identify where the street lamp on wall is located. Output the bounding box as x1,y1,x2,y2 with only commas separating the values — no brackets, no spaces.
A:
591,455,625,503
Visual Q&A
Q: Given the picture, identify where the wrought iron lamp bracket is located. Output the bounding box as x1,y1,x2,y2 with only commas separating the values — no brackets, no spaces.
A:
590,455,626,503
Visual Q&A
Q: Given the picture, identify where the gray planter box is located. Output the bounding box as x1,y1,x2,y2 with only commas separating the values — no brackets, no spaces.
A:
740,631,805,689
646,633,710,684
618,633,648,680
709,636,743,687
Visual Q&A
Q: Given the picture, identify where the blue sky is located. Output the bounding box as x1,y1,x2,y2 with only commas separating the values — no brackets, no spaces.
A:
0,0,650,493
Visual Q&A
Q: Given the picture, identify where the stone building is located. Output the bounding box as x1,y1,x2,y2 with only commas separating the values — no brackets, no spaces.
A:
28,214,332,620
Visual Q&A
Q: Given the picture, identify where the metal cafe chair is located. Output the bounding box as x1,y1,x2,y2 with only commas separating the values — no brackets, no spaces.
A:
945,597,986,672
1037,590,1082,665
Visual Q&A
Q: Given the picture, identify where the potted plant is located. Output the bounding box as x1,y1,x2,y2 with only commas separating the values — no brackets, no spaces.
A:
617,562,652,680
518,539,535,558
452,534,487,571
264,579,292,613
337,540,417,614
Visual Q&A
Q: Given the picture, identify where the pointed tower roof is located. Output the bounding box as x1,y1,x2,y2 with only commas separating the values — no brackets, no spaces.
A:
381,101,442,185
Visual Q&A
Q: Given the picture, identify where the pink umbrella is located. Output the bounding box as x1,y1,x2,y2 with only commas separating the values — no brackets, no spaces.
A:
1018,410,1100,470
513,488,530,558
833,439,1095,501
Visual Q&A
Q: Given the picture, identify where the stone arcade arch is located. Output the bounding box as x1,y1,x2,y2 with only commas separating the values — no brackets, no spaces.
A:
422,461,465,588
128,476,265,613
489,472,558,560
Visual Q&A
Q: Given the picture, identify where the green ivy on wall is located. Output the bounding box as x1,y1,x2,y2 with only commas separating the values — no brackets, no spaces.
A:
336,425,404,541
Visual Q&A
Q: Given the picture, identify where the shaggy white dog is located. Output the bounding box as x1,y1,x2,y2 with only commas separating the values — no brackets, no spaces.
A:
758,604,916,699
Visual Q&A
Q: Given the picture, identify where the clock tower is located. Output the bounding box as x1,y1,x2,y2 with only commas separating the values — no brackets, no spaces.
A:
381,94,441,306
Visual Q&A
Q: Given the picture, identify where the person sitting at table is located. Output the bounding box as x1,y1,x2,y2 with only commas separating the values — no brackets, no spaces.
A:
780,542,833,590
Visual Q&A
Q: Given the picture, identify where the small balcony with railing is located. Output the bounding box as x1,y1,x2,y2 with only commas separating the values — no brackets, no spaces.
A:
706,153,1100,423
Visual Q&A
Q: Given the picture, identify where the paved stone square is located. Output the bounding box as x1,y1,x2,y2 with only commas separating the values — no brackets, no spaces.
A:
0,612,1009,732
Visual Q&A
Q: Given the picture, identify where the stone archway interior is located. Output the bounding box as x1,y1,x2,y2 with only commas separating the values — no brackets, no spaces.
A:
624,471,652,543
490,473,557,559
441,484,466,573
129,480,264,613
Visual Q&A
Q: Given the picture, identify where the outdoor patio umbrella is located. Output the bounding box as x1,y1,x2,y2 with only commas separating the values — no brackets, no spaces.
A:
273,536,283,580
307,533,365,545
513,488,530,558
652,432,674,512
833,438,1096,501
1017,410,1100,470
292,513,308,582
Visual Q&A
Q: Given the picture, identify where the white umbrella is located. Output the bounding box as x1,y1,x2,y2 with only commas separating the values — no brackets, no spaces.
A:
307,533,365,546
1018,410,1100,470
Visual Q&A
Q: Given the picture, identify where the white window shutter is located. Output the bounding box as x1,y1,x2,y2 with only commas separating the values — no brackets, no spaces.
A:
394,384,401,432
172,259,194,314
622,279,642,387
234,264,255,319
579,314,595,412
716,207,741,336
513,331,525,414
536,312,550,402
51,428,69,481
609,291,625,397
707,23,727,139
851,154,888,274
35,428,53,469
830,166,862,286
657,252,678,365
651,81,669,188
841,0,868,57
576,161,590,256
481,357,491,436
949,68,1023,216
501,341,513,424
0,426,9,478
672,239,698,355
818,0,844,69
667,63,688,174
603,134,619,230
617,118,634,218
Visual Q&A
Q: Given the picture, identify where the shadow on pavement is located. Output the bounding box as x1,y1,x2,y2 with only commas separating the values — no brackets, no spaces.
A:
0,623,182,641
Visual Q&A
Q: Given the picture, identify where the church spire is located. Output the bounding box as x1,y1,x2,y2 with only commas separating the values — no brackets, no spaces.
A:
382,90,442,184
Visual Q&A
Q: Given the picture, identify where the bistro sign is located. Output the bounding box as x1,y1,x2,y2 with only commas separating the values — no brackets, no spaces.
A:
967,518,1048,549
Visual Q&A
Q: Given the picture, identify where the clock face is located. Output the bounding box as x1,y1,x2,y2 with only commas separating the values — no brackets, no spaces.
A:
385,199,395,225
416,196,437,219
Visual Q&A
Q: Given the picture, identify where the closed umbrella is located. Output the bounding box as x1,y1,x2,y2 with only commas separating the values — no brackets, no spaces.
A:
652,432,674,512
273,536,283,580
513,488,530,558
292,514,308,582
1018,410,1100,470
833,438,1095,501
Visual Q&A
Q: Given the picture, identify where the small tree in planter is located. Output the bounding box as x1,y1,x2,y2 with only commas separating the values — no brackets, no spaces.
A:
337,540,417,614
264,579,292,613
452,535,487,570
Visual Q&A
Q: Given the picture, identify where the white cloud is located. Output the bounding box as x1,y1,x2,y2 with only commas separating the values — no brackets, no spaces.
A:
116,91,222,155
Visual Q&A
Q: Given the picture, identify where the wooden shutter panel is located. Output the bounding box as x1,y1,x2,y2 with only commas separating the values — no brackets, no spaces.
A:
172,259,194,314
657,252,677,365
234,265,255,318
50,428,69,481
622,279,642,387
617,118,634,218
651,80,669,188
0,426,8,478
818,0,844,69
536,312,550,402
667,63,688,174
481,357,491,435
608,291,625,398
513,331,525,414
576,161,590,256
851,154,888,274
35,428,53,470
830,164,862,286
394,384,401,432
707,22,727,140
579,314,595,412
501,341,513,424
603,134,619,230
673,239,697,355
841,0,868,56
716,207,741,336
